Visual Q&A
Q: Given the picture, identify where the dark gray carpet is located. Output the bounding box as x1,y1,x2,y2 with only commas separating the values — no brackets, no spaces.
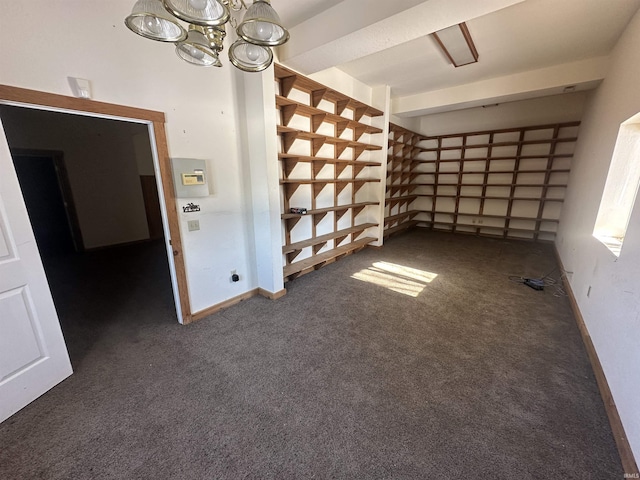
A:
0,231,622,479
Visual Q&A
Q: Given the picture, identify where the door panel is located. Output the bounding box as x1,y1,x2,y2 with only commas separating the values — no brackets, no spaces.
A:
0,118,72,423
0,287,47,380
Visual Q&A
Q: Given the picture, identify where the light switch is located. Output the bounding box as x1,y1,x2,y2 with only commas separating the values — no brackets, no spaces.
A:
187,220,200,232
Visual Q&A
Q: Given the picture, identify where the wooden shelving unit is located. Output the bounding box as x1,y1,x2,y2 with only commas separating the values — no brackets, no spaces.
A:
275,64,385,280
413,122,580,242
384,124,426,238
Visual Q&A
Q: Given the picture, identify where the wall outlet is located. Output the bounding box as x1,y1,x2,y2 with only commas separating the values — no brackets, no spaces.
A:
230,270,240,283
187,219,200,232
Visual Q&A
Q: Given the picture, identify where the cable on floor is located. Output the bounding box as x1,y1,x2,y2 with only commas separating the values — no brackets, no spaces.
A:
507,266,569,297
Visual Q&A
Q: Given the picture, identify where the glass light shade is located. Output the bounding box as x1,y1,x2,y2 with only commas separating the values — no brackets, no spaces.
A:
125,0,187,42
237,0,289,47
229,39,273,72
163,0,230,26
176,28,222,67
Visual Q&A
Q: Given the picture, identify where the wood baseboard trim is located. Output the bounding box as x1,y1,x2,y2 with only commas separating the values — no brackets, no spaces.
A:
191,289,259,322
554,247,639,476
258,288,287,300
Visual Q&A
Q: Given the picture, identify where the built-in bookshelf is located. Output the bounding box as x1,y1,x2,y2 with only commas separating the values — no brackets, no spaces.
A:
412,122,580,241
274,64,385,280
384,123,425,238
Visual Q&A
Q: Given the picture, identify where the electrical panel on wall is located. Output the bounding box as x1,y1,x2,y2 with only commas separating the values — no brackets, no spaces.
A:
171,158,210,198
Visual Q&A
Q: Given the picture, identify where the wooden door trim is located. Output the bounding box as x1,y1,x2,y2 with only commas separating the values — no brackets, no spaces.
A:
0,85,165,123
0,85,192,323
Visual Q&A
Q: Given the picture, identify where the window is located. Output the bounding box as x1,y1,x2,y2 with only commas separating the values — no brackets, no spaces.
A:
593,112,640,256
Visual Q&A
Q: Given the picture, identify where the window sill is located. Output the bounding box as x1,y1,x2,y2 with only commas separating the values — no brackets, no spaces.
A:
594,234,623,257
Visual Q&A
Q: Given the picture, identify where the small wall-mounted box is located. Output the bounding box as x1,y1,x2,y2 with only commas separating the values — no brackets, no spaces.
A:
171,158,210,198
182,172,205,186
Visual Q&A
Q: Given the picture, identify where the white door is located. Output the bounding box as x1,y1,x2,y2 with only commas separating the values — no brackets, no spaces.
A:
0,118,72,423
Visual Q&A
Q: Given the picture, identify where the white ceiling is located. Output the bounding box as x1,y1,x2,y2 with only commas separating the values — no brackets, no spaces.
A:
274,0,344,28
274,0,640,116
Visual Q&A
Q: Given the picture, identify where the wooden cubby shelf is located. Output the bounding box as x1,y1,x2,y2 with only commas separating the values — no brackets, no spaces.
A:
385,121,579,242
275,64,384,281
383,124,426,238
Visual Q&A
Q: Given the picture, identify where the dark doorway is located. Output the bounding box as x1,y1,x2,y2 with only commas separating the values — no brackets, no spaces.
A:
12,151,82,256
0,104,175,365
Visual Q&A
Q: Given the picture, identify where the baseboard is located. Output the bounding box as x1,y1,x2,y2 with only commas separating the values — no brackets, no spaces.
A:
258,288,287,300
190,287,287,321
191,288,259,322
554,247,639,476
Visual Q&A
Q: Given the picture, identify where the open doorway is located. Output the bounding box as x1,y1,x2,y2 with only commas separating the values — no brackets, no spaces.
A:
0,105,175,365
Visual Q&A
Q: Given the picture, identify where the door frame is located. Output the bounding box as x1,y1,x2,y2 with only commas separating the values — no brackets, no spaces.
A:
0,85,192,324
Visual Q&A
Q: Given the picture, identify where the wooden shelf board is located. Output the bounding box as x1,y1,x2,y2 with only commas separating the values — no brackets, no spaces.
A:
421,183,567,188
278,153,381,167
385,195,418,204
420,121,580,141
420,137,578,152
411,154,574,164
277,125,382,151
428,221,557,235
383,220,419,238
283,237,376,277
280,178,381,185
427,210,559,223
276,96,383,134
283,223,378,254
384,210,420,225
281,202,378,219
414,169,570,175
275,64,383,117
413,194,565,202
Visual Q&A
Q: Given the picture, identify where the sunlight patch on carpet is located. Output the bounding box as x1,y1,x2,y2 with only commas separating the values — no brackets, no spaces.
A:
351,261,438,297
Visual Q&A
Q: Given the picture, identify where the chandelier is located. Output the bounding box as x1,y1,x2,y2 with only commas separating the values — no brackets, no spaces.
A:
125,0,290,72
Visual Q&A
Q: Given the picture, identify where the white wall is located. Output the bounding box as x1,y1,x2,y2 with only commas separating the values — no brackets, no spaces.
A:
418,91,589,136
236,68,284,295
0,1,256,314
0,107,150,249
389,114,420,132
309,67,374,107
556,9,640,462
